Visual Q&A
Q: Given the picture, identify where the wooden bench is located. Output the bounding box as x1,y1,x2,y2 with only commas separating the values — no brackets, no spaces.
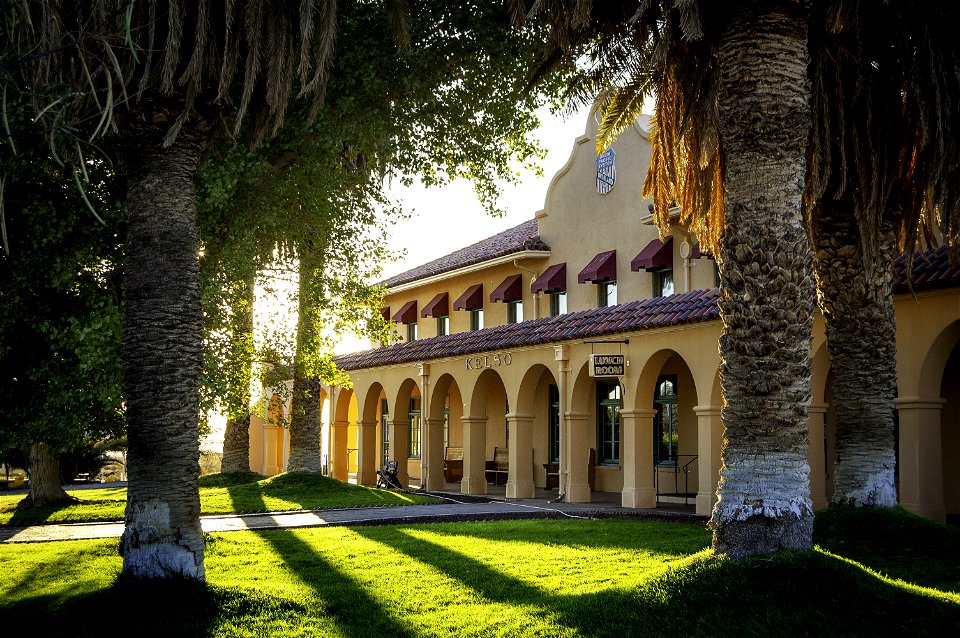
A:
485,446,509,485
444,447,463,483
542,448,596,490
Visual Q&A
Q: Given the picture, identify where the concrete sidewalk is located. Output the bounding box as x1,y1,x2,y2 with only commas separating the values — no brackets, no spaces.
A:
1,493,705,544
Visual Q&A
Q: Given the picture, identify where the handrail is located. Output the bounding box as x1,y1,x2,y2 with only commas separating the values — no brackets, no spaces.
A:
654,454,699,507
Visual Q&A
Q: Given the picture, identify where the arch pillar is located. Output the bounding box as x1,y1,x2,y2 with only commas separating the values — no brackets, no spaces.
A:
263,422,280,476
565,412,592,503
389,418,410,486
331,420,350,481
622,408,656,509
461,416,488,495
807,403,828,510
694,405,723,516
356,419,378,485
425,417,447,490
896,396,946,521
507,413,535,499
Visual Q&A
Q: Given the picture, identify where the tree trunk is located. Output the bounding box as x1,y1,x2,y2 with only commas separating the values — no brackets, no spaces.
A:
812,200,898,507
221,272,256,474
119,111,209,581
287,258,323,473
710,1,816,558
26,442,71,506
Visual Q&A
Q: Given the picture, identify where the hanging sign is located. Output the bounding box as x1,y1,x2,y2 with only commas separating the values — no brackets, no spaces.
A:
596,148,616,195
589,354,625,377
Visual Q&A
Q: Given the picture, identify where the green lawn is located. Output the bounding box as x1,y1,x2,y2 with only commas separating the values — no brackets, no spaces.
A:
0,472,438,526
1,510,958,636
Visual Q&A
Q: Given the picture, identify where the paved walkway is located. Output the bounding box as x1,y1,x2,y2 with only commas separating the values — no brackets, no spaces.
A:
0,492,705,544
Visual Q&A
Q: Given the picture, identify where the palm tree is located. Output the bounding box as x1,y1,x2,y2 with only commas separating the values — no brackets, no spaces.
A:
5,1,338,580
219,272,256,475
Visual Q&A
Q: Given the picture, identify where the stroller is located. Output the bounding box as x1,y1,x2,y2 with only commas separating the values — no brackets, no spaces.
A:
376,460,403,489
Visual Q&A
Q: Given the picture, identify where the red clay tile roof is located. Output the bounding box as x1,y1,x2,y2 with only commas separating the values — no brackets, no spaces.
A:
340,248,958,372
335,288,721,371
893,246,960,294
378,219,550,289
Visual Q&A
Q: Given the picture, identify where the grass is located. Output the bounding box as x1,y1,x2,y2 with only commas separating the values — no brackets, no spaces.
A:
0,472,438,527
1,509,958,636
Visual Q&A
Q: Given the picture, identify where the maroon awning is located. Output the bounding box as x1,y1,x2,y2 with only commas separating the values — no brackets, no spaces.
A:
490,274,522,303
631,237,673,271
531,263,566,294
391,300,418,324
380,307,390,322
421,292,449,318
453,284,484,311
692,242,714,260
578,250,617,283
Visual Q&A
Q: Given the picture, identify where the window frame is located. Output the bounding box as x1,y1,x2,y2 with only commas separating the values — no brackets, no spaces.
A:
408,396,421,460
436,315,449,336
470,308,484,331
597,280,618,307
507,300,524,324
654,269,674,297
596,381,622,465
549,291,567,317
654,374,678,466
406,322,418,341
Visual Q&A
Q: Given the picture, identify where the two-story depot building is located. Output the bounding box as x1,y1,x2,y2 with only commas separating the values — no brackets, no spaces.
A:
248,113,960,522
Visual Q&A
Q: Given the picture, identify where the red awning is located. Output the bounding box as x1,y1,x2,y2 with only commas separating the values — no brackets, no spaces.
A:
380,307,390,322
531,263,566,294
578,250,617,283
391,300,418,324
490,274,523,303
631,237,673,271
453,284,484,311
421,292,449,318
692,242,714,260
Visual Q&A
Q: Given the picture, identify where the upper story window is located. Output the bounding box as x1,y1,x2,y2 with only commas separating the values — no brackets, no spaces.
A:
550,292,567,317
436,315,449,336
507,300,523,324
598,281,617,307
632,238,674,298
655,270,674,297
470,308,485,331
407,322,418,341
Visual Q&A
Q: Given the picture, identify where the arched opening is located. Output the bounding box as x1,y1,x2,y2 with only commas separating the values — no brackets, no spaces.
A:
332,388,358,482
515,364,559,493
429,373,464,490
462,368,508,495
391,378,421,487
941,340,960,524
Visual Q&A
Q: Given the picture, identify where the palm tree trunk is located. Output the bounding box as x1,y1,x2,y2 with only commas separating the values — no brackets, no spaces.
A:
26,442,71,506
286,258,322,473
221,272,256,474
812,201,898,507
119,111,209,581
710,1,815,558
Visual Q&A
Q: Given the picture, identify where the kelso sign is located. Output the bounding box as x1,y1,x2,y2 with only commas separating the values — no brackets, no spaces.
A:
589,354,625,377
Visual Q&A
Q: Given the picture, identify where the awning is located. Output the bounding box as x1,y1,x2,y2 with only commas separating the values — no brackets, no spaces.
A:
421,292,449,318
578,250,617,283
692,242,714,260
380,307,390,322
531,263,566,294
490,274,522,303
453,284,484,311
631,237,673,271
391,300,418,324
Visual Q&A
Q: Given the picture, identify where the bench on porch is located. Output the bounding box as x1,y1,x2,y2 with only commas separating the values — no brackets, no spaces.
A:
542,448,596,490
485,446,509,486
444,447,463,483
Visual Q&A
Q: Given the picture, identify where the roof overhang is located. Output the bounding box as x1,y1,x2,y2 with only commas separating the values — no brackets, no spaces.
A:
385,250,551,294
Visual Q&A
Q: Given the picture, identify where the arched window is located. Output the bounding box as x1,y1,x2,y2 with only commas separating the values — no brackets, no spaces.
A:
654,375,678,465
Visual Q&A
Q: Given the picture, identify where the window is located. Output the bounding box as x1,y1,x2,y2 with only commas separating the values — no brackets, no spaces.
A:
654,375,678,465
550,292,567,316
443,398,450,450
548,385,560,463
380,400,390,467
408,396,421,459
437,315,449,336
507,300,523,323
470,308,484,330
654,269,674,297
597,382,621,465
598,281,617,307
406,322,418,341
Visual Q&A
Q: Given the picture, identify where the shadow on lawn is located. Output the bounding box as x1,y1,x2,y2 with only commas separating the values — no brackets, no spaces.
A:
224,479,416,638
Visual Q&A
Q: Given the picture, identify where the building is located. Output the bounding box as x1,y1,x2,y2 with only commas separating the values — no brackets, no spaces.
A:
249,113,960,522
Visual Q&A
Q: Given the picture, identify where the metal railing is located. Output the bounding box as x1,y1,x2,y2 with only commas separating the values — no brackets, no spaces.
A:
654,454,698,506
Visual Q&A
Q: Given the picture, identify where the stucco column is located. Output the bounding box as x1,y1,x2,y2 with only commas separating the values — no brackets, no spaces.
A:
389,418,410,486
418,363,431,491
264,423,279,476
425,417,447,490
555,345,570,500
694,405,723,516
621,408,657,508
331,420,350,481
807,403,828,510
565,412,592,503
896,396,946,521
507,413,535,499
461,416,488,495
356,419,378,486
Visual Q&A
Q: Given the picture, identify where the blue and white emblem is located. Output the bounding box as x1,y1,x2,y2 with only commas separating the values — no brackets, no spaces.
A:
596,148,616,195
